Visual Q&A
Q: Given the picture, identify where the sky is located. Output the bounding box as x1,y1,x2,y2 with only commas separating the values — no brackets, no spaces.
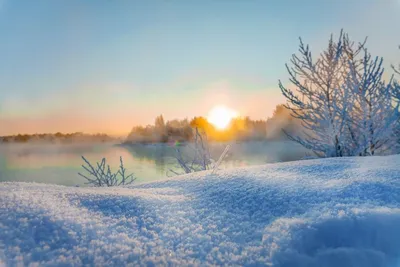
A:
0,0,400,136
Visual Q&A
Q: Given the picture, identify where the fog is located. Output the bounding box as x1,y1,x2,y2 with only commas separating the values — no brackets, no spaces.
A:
0,141,309,186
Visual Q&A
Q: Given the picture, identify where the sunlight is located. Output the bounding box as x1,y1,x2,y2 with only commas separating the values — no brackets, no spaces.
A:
207,105,238,130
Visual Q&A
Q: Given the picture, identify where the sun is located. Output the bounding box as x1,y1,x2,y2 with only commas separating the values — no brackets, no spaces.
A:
207,105,238,130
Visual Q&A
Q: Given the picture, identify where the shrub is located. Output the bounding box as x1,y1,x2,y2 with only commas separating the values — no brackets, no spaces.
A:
78,156,136,187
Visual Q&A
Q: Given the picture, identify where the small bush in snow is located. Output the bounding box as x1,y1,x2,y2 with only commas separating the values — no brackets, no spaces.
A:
78,156,135,187
168,127,230,176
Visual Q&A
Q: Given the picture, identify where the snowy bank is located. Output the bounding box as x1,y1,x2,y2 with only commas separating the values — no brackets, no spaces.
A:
1,155,400,266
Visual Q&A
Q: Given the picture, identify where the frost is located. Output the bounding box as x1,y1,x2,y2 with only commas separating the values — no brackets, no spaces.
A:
1,155,400,266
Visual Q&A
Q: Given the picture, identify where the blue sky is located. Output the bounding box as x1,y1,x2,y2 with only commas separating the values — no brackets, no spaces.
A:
0,0,400,135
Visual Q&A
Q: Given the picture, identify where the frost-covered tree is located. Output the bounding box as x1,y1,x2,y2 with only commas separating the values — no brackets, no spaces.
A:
279,31,350,157
154,115,168,142
168,127,230,176
265,104,301,140
392,45,400,76
345,49,399,155
155,115,166,131
168,127,214,176
392,47,400,149
280,30,399,157
391,47,400,106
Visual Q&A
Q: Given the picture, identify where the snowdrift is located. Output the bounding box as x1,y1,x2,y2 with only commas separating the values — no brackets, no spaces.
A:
1,155,400,266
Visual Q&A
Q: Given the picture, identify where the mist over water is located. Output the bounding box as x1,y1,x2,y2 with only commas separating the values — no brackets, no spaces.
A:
0,141,309,186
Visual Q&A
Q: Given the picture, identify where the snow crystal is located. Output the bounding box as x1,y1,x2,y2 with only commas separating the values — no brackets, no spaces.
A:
1,155,400,266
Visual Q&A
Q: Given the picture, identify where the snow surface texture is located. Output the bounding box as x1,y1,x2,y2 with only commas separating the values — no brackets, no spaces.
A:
1,155,400,266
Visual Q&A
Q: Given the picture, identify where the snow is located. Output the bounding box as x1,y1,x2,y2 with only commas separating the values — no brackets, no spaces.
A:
1,155,400,266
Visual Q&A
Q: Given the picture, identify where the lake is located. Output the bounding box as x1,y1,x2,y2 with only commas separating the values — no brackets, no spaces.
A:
0,141,309,186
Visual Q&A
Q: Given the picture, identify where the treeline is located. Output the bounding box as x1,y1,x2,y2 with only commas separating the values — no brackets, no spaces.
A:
125,104,301,144
0,132,118,144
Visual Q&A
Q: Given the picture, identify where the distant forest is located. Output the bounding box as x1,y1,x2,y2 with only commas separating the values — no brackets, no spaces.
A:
125,104,301,144
0,104,300,144
0,132,119,144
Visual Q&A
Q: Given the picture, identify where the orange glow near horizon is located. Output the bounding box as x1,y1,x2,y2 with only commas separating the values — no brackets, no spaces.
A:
0,85,285,136
207,105,238,130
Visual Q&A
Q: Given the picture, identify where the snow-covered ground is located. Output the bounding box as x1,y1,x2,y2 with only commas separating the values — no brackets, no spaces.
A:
1,155,400,266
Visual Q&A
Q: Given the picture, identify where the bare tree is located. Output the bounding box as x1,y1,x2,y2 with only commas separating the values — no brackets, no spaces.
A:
168,127,230,176
168,128,213,176
78,156,136,187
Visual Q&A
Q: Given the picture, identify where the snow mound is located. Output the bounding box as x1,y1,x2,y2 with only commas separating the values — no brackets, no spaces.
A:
1,155,400,266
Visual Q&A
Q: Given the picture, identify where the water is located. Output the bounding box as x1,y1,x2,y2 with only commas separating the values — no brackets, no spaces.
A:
0,141,309,186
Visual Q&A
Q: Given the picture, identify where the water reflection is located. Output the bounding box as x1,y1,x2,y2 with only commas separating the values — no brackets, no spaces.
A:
0,141,309,186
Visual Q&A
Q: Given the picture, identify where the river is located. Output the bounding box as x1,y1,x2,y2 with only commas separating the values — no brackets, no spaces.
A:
0,141,309,186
